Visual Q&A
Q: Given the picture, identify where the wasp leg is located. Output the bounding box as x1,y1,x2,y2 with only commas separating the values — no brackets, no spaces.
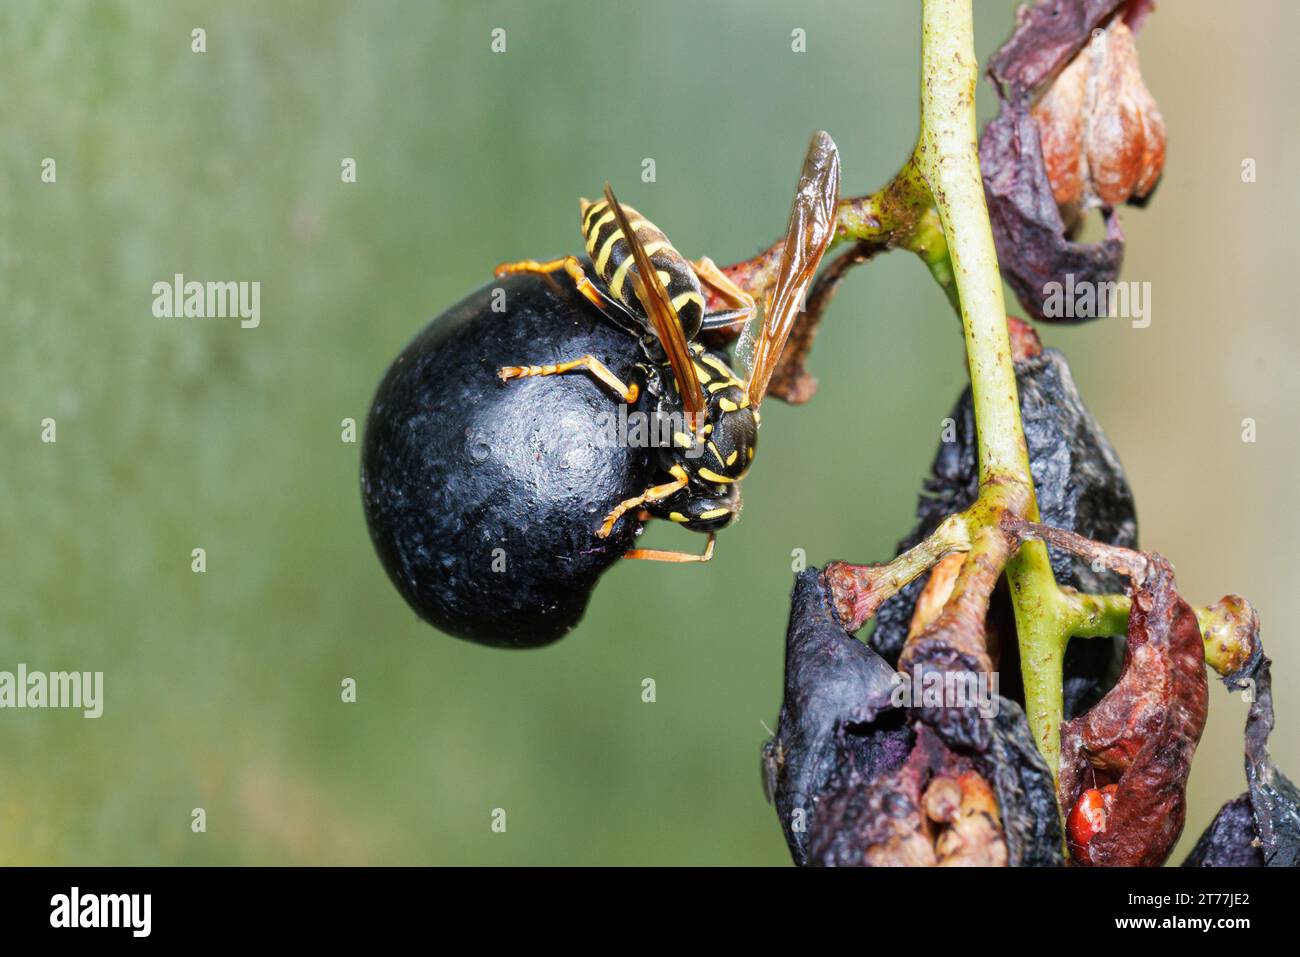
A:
494,256,610,313
624,533,716,564
692,256,756,329
597,466,688,539
498,355,639,404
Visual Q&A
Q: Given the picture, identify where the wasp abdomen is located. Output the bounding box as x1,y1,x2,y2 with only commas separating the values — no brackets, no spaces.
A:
580,198,705,340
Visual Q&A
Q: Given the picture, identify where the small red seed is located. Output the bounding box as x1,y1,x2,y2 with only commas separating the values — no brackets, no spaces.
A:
1068,783,1118,852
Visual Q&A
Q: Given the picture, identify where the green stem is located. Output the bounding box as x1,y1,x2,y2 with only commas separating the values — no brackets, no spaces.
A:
1065,592,1260,679
914,0,1066,773
825,514,972,631
834,155,932,248
917,0,1021,484
1062,590,1131,638
905,209,961,313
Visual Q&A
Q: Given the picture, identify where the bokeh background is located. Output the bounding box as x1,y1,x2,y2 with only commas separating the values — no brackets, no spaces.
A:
2,0,1296,865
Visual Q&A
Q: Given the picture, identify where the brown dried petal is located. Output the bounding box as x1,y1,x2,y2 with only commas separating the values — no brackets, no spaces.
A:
1031,49,1089,207
984,1,1165,322
1058,556,1209,866
988,0,1128,94
981,100,1125,323
1029,19,1166,210
1083,21,1166,207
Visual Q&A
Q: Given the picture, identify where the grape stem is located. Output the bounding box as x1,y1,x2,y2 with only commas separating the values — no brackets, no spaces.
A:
909,0,1069,773
720,0,1222,782
717,0,1073,775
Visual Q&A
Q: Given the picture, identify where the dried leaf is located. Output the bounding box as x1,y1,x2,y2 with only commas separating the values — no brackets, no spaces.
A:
1058,557,1208,866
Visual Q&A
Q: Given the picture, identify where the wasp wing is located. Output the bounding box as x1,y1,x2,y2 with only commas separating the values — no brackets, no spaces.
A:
743,132,840,409
603,183,706,429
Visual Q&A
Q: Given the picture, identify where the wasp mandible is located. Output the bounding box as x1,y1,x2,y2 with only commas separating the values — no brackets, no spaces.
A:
493,131,840,564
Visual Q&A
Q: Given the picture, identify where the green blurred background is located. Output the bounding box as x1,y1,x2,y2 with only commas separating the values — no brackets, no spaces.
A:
2,0,1296,865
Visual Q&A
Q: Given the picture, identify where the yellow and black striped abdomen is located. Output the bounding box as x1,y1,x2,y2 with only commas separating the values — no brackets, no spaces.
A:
579,198,706,341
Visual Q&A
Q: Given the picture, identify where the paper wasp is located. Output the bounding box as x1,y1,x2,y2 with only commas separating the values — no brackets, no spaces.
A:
493,131,840,564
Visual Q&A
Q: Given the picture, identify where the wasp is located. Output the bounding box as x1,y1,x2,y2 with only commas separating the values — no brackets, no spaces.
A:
493,131,840,563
